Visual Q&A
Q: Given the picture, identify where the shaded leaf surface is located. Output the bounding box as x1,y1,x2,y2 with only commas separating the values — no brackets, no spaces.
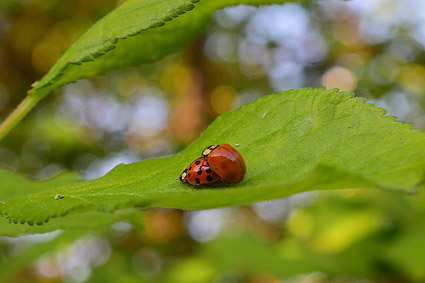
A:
0,170,143,236
30,0,293,97
1,88,425,227
0,209,143,237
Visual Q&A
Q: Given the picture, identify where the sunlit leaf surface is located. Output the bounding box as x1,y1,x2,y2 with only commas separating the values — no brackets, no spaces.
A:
1,88,425,228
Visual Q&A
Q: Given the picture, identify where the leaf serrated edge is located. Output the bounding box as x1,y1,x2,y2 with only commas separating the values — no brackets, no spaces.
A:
1,196,148,227
1,201,102,226
359,97,421,132
31,0,201,92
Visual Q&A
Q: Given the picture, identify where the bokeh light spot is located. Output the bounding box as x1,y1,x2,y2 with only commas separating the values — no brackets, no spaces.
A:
288,209,313,239
399,64,425,96
310,211,383,253
186,209,228,242
210,85,237,114
322,66,357,91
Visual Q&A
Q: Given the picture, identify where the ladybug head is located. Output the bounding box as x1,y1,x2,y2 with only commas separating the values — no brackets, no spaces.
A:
179,168,188,183
202,144,220,157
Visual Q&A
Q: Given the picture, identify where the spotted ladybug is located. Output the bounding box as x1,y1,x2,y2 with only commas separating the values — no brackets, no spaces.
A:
179,157,223,186
202,143,246,183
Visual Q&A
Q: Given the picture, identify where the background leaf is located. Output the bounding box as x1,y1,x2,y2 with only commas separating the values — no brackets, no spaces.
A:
1,88,425,230
31,0,295,97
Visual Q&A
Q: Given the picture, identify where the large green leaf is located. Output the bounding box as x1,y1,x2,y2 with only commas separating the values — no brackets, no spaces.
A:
1,88,425,229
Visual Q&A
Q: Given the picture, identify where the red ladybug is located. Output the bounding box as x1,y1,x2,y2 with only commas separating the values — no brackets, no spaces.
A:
202,143,246,183
179,157,223,186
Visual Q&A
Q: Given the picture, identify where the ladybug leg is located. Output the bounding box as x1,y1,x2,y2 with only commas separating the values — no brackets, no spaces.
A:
192,186,198,191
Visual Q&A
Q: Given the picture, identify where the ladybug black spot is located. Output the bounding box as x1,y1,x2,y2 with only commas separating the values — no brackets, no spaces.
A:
197,168,202,175
189,167,192,170
195,160,201,165
195,178,200,184
206,175,213,182
206,169,212,174
188,173,191,177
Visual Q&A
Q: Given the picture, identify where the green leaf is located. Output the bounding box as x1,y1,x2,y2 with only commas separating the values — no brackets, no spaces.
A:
0,169,143,236
1,88,425,227
0,170,80,201
31,0,294,96
0,209,143,237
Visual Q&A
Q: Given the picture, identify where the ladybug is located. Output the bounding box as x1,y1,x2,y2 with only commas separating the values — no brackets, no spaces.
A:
202,143,246,183
179,157,223,186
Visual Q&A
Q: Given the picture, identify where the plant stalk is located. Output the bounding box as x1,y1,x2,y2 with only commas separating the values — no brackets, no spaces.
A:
0,92,45,142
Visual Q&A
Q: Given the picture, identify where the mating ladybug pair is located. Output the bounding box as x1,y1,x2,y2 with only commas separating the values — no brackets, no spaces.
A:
179,144,246,187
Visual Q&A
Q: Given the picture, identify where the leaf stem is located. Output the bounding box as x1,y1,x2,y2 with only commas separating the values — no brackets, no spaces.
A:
0,91,45,142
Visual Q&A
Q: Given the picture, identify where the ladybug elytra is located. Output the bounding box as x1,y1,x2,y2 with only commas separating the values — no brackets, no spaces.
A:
179,157,222,186
202,143,246,183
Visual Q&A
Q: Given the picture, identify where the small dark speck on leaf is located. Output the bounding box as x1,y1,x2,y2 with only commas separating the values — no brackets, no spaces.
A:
55,194,64,200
